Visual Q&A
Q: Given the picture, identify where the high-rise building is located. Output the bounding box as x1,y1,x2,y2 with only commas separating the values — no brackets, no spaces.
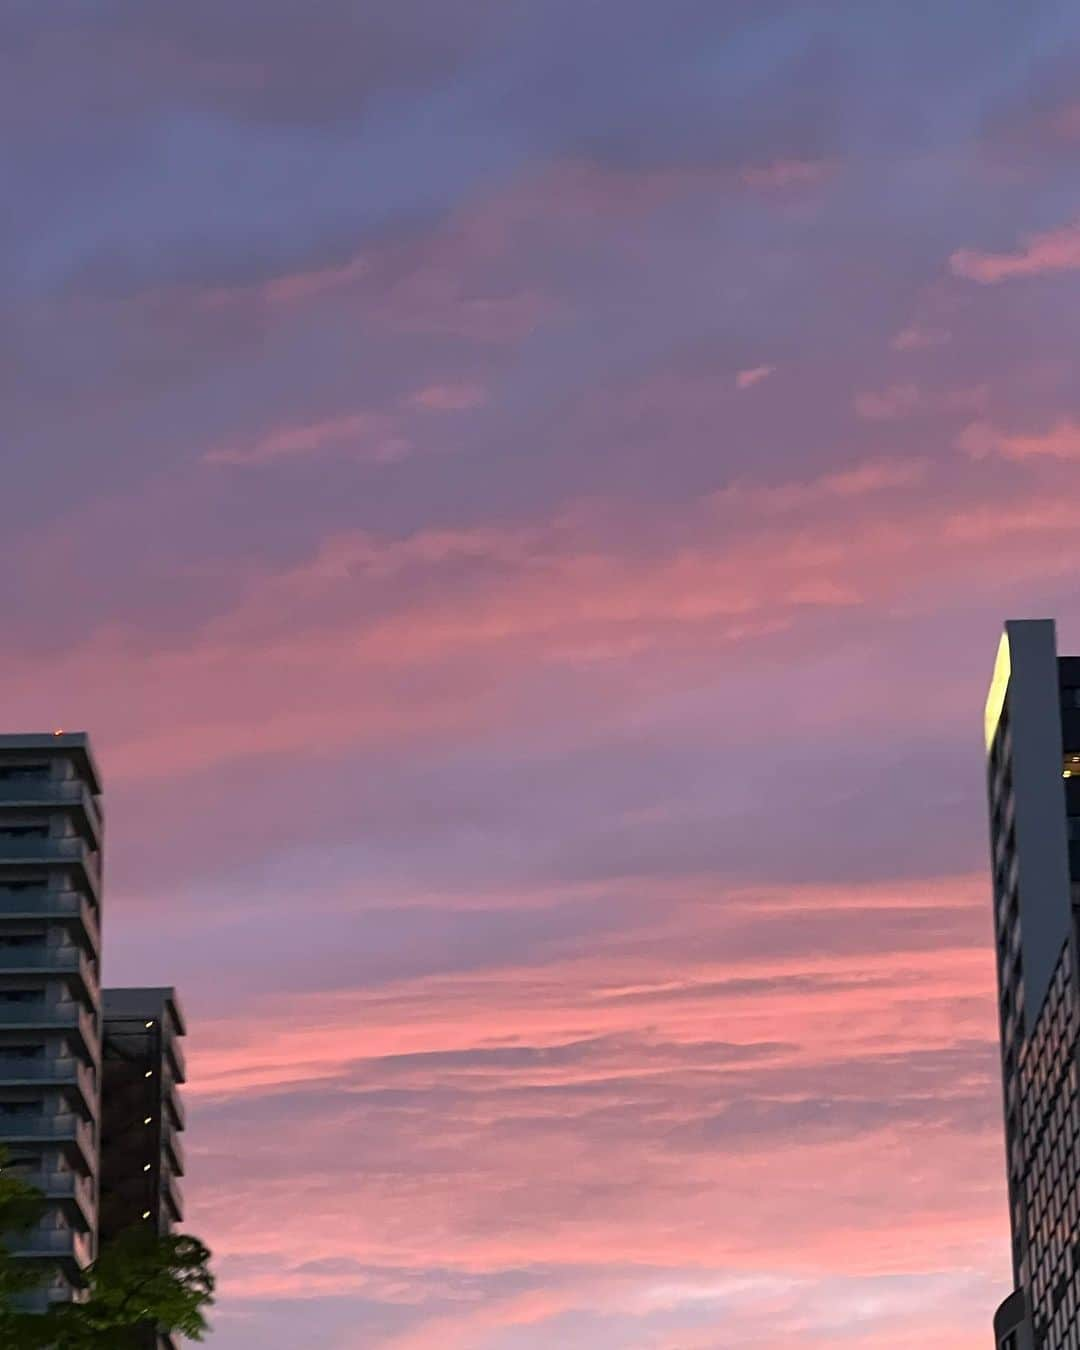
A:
986,620,1080,1350
0,733,103,1308
99,986,186,1243
99,987,186,1349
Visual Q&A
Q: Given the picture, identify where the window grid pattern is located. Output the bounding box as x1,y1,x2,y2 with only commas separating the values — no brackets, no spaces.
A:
1017,946,1080,1349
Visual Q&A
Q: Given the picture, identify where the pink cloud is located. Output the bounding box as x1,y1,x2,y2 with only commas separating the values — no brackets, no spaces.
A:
200,254,368,309
950,218,1080,282
956,418,1080,460
204,412,410,466
736,364,775,390
890,324,951,351
740,159,835,192
853,383,985,421
174,865,1003,1350
406,381,488,412
7,453,1079,792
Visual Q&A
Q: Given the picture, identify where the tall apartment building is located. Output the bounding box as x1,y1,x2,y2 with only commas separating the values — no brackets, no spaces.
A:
100,987,186,1242
0,732,188,1335
100,987,187,1349
0,733,103,1307
986,621,1080,1350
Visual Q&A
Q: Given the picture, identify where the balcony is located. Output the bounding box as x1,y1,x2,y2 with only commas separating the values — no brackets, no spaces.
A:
0,945,98,997
163,1122,185,1176
0,1003,99,1060
165,1036,186,1084
164,1084,186,1131
0,1057,97,1117
0,781,102,848
0,839,101,901
0,1112,95,1171
11,1224,93,1273
0,889,100,952
15,1169,96,1231
162,1169,184,1225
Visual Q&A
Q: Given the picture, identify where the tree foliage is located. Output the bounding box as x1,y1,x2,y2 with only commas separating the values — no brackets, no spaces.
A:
0,1152,215,1347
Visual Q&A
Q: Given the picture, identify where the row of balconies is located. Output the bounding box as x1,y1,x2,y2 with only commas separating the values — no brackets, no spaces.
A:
0,889,100,953
0,1056,96,1110
0,1003,99,1061
10,1222,93,1275
0,947,100,1007
16,1168,96,1231
164,1082,186,1131
0,1112,95,1172
165,1034,186,1084
0,780,102,849
162,1166,183,1225
0,838,101,902
163,1119,185,1176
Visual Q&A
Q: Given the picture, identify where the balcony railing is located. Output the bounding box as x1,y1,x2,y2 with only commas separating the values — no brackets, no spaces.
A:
0,781,102,845
0,1002,98,1058
0,838,101,898
0,1057,97,1110
0,945,76,968
11,1225,92,1265
165,1085,186,1131
163,1124,185,1176
0,889,100,950
0,1113,95,1167
165,1036,186,1084
0,946,99,1004
0,1056,89,1082
162,1169,184,1223
15,1170,95,1226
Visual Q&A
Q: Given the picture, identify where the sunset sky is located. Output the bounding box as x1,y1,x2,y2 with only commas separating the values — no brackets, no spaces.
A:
4,4,1080,1346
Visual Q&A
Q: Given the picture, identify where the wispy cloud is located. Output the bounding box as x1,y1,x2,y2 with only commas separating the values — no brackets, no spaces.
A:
890,324,950,352
951,219,1080,282
957,418,1080,460
854,384,985,421
406,382,488,412
736,365,776,390
740,159,835,192
204,413,410,467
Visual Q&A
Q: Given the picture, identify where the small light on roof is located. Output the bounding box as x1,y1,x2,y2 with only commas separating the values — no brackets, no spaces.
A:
142,1211,151,1220
53,729,63,737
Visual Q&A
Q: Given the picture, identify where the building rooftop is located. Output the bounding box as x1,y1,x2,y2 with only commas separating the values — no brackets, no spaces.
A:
0,732,102,794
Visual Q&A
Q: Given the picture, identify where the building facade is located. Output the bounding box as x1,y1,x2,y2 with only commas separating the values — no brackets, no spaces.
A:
99,987,186,1244
100,986,186,1349
987,621,1080,1350
0,733,104,1308
0,733,189,1343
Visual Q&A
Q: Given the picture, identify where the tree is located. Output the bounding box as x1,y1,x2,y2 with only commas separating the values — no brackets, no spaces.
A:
36,1228,216,1348
0,1152,215,1347
0,1154,49,1344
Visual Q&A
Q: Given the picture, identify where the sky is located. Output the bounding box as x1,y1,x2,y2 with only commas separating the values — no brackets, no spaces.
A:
4,2,1080,1346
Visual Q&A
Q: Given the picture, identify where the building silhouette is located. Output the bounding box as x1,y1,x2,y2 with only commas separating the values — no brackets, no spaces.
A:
100,987,187,1349
987,621,1080,1350
0,732,186,1329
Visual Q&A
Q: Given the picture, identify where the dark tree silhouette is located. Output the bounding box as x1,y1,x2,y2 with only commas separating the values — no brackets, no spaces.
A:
0,1153,214,1347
